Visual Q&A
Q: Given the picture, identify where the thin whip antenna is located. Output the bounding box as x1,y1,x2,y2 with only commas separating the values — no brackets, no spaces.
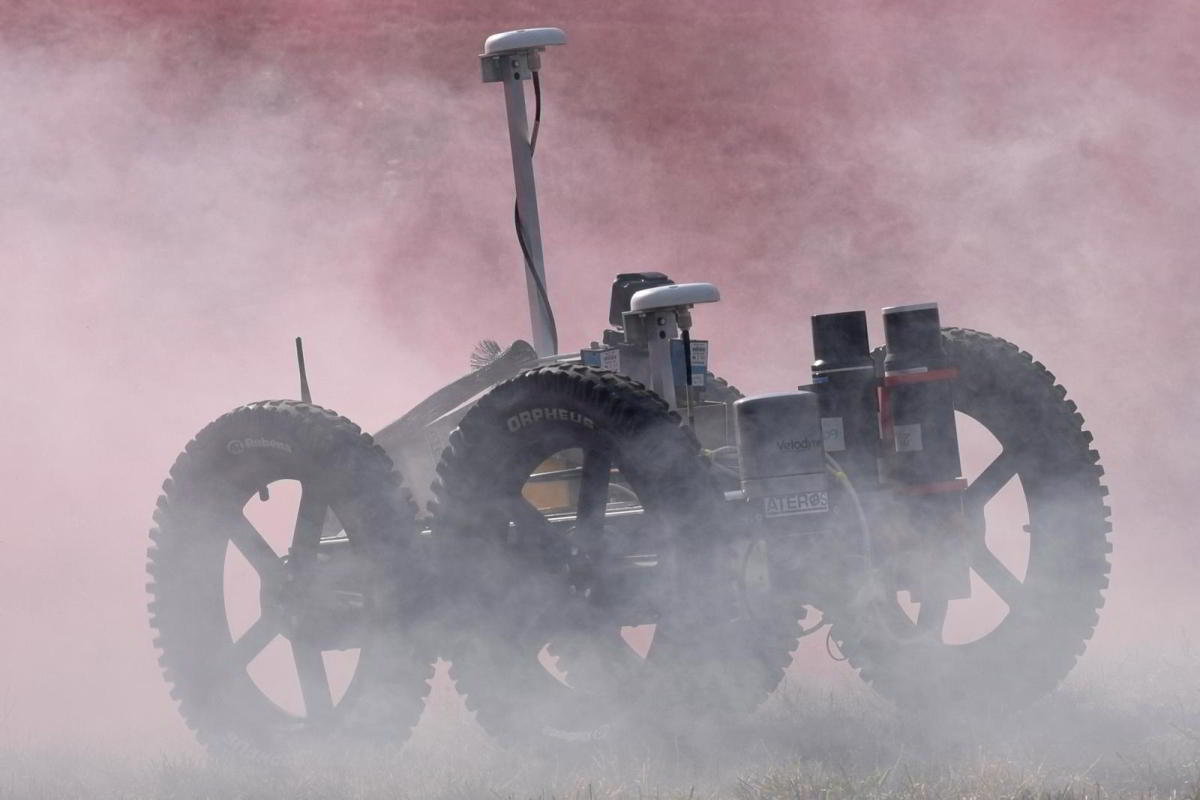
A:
295,337,312,404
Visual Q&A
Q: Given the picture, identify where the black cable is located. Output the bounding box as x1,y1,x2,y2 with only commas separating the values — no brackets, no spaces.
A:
514,70,557,354
514,206,557,353
531,71,542,154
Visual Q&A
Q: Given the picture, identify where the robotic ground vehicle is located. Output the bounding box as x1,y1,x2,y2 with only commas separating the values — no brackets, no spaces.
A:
146,28,1112,752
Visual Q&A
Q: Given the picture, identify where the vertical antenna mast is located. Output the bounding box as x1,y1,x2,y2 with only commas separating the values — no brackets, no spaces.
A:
481,27,567,358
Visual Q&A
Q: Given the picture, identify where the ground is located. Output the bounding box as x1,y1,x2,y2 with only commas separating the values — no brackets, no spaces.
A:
4,648,1197,800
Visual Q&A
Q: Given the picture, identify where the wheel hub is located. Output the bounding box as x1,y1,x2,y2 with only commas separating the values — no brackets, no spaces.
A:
259,548,368,649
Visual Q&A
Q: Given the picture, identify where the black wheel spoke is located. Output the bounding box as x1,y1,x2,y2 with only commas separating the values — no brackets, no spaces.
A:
969,540,1024,608
575,450,612,537
916,597,948,641
292,483,330,559
230,515,286,586
231,614,279,668
964,450,1018,514
291,640,334,719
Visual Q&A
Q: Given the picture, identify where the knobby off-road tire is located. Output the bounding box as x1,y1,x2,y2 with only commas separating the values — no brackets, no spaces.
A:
433,365,789,747
147,400,433,754
828,328,1112,713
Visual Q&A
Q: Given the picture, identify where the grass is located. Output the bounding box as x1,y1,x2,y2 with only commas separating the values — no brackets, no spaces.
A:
2,651,1199,800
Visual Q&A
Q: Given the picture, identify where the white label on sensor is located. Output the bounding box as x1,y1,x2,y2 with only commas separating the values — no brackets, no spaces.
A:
600,348,621,372
821,417,846,452
689,341,708,387
894,423,923,452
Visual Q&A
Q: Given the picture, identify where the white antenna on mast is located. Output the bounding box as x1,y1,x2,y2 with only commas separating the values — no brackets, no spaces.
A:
480,27,567,359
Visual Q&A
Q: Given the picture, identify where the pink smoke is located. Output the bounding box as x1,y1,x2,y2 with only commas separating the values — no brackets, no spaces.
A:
0,0,1196,746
